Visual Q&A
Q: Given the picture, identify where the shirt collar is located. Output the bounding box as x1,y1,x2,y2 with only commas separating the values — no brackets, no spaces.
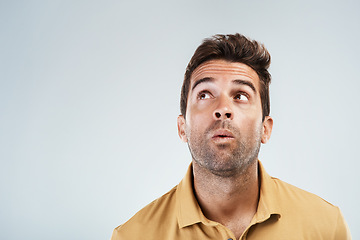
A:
176,164,209,228
176,160,281,228
254,160,281,222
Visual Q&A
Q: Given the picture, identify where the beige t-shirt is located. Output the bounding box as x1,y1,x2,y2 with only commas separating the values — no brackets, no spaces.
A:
111,161,351,240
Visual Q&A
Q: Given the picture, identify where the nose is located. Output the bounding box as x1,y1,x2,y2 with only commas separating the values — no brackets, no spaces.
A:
213,95,233,120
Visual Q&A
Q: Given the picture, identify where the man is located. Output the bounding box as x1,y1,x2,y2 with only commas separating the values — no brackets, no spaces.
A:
111,33,351,239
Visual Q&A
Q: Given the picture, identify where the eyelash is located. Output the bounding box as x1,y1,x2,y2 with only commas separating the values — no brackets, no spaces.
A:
197,91,212,99
234,92,249,100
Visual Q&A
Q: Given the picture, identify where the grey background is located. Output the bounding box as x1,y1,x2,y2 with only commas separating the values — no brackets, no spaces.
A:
1,0,359,239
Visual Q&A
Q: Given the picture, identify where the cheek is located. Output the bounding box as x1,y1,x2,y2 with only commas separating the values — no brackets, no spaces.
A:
235,112,263,134
238,102,263,123
185,115,206,136
185,111,211,140
189,100,214,115
187,103,214,124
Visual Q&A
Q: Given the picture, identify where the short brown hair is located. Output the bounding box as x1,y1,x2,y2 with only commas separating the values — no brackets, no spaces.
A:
180,33,271,121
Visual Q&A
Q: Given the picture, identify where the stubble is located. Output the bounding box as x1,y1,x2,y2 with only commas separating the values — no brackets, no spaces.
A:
186,120,261,178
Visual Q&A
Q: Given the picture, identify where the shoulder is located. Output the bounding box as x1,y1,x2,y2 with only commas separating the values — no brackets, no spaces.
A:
111,185,179,240
271,176,336,210
271,176,339,219
270,177,351,238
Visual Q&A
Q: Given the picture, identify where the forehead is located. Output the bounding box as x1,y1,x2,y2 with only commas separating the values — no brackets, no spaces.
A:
190,59,260,90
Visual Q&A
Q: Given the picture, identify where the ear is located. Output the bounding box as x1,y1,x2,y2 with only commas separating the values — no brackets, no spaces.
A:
261,116,273,144
177,115,188,142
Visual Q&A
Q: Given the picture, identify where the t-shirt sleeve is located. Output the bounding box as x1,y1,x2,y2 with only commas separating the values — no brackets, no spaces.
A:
333,208,351,240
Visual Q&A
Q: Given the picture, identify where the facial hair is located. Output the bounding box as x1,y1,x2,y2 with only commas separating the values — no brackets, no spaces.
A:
186,120,262,178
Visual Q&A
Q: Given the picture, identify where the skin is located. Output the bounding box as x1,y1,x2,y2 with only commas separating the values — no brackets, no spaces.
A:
177,59,273,239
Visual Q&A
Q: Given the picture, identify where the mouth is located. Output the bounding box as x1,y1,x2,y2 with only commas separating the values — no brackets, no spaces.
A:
211,129,234,139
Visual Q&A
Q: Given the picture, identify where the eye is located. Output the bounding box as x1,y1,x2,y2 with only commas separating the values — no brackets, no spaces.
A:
234,92,249,101
197,91,212,100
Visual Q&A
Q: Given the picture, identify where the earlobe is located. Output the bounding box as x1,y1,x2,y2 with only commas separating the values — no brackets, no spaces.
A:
177,115,188,142
261,116,273,144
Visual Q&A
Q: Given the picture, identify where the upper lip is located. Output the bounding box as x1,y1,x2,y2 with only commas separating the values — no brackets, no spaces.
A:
212,129,234,138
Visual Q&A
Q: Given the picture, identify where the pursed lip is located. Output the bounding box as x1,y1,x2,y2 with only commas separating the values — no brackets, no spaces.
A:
211,129,235,139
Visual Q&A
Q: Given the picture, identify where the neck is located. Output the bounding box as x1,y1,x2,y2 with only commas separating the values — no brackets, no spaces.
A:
192,159,259,238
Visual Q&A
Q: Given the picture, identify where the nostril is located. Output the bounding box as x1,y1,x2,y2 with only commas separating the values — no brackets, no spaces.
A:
215,112,221,118
225,113,231,118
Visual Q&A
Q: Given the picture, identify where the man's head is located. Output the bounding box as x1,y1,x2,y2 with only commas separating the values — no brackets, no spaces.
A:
180,33,271,121
177,34,273,177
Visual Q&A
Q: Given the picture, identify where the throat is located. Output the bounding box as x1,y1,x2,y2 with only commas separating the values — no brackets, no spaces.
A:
192,160,260,239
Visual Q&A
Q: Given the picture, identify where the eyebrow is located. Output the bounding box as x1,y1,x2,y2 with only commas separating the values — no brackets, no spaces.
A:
191,77,257,93
191,77,214,91
232,79,256,93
